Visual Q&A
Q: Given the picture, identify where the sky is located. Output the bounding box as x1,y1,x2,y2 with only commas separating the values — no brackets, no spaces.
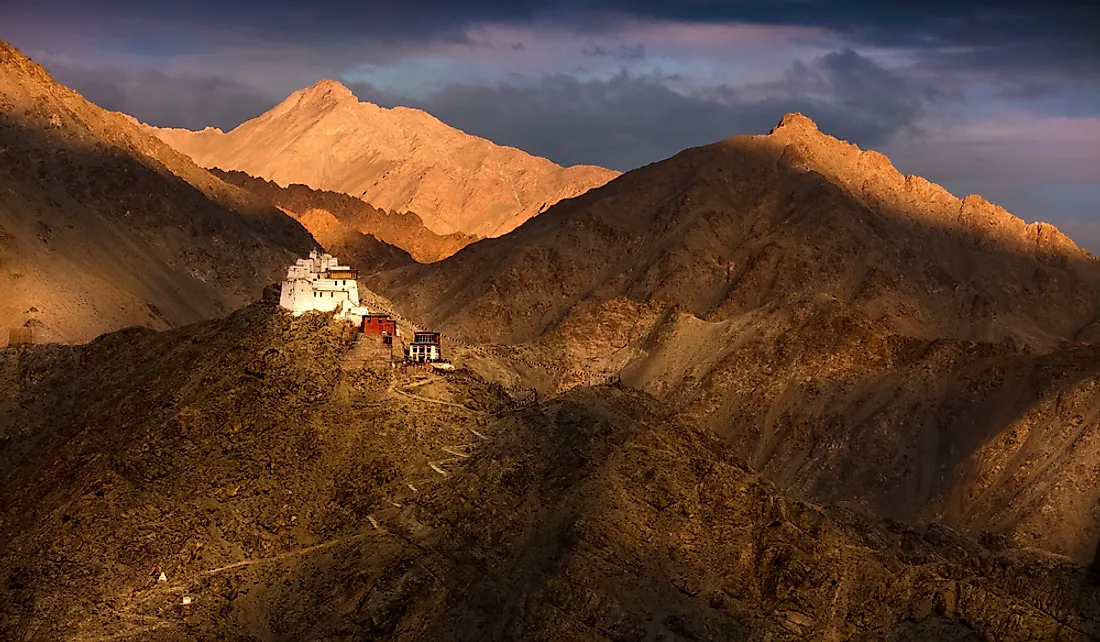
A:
5,0,1100,249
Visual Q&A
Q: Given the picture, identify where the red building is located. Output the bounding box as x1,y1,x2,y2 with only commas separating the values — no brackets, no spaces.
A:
362,314,397,336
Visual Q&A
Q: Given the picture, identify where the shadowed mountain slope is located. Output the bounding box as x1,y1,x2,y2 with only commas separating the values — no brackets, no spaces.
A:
1,303,1097,641
146,80,619,238
0,42,315,345
377,113,1098,349
213,168,475,263
370,115,1100,562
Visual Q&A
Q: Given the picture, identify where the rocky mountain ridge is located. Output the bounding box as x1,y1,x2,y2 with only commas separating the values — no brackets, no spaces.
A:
368,113,1100,563
212,168,476,263
376,112,1098,348
0,41,316,345
146,80,619,238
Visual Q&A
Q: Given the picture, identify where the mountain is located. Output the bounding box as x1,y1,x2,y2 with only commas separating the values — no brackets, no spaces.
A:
145,80,619,238
2,303,1097,640
371,114,1100,562
378,112,1098,348
212,168,476,263
0,41,315,345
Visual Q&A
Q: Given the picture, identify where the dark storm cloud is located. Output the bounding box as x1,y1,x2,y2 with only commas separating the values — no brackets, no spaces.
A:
7,1,1096,103
46,65,272,131
579,43,644,61
348,48,942,170
914,37,1100,96
774,48,952,125
26,0,1091,39
10,1,1098,62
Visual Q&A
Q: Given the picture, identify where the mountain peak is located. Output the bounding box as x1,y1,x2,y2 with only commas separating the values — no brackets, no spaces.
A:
770,112,820,136
147,79,619,238
0,40,26,60
301,78,356,103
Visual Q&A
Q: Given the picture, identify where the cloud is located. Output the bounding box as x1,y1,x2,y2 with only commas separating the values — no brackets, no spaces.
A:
579,42,646,60
751,48,951,137
45,64,273,131
618,44,646,60
884,114,1100,183
7,1,1097,92
349,48,945,171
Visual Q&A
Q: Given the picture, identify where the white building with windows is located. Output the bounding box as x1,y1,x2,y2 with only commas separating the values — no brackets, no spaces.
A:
279,251,369,323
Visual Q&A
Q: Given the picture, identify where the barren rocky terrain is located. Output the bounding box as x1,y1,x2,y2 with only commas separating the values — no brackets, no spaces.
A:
146,80,619,238
369,114,1100,564
0,41,316,345
4,38,1100,642
2,300,1098,641
378,113,1098,348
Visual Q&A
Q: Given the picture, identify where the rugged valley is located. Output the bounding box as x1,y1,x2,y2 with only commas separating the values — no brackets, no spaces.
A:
145,80,619,238
0,41,315,345
2,301,1099,641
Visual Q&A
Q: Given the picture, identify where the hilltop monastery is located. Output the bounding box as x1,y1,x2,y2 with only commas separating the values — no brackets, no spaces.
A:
279,250,446,364
279,250,370,323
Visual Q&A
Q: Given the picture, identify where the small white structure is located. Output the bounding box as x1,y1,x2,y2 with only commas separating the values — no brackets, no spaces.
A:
408,332,442,362
279,250,370,324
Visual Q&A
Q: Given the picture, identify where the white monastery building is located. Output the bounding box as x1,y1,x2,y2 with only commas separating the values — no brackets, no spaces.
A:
279,251,370,323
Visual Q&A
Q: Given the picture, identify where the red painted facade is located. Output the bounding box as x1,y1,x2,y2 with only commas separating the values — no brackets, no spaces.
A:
362,314,397,335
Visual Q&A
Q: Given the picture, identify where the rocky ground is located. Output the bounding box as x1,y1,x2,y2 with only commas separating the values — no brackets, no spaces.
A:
428,294,1100,565
2,301,1099,641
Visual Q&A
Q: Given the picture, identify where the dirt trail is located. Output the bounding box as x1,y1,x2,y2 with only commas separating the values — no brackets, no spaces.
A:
200,530,379,576
392,385,486,413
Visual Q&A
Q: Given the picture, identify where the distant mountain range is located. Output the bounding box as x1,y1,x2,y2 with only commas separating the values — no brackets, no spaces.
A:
144,80,619,238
